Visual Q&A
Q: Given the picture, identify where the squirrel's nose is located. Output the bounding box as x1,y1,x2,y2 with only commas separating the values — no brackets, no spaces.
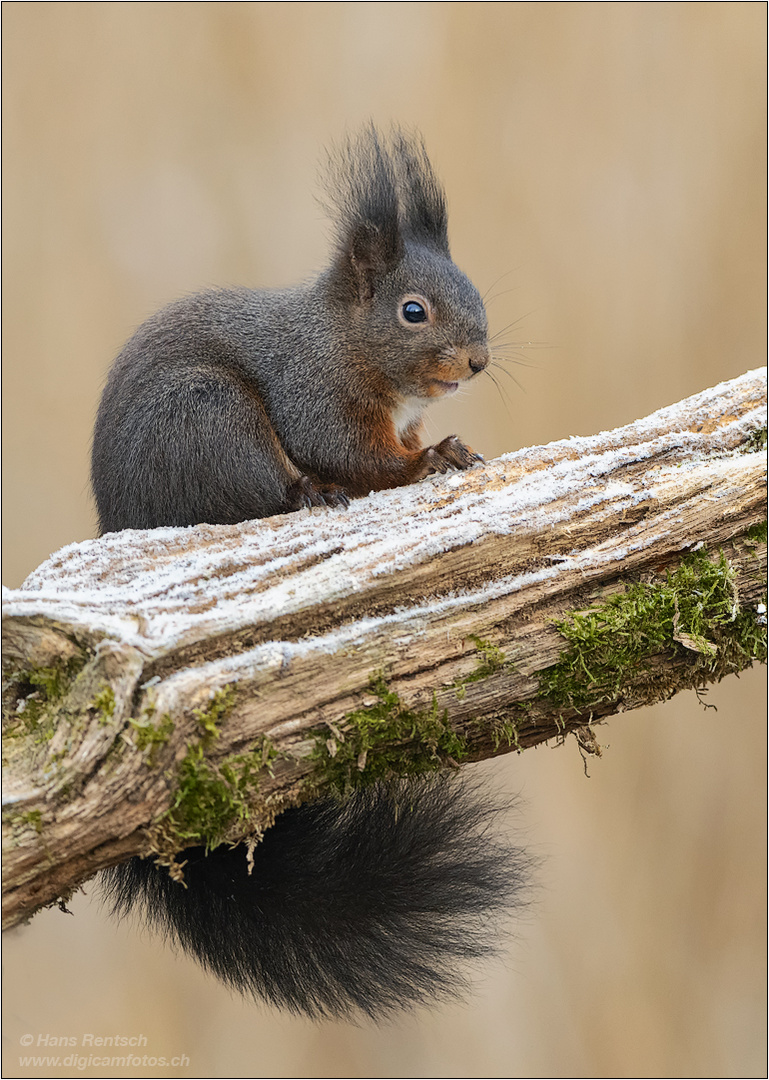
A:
468,346,490,375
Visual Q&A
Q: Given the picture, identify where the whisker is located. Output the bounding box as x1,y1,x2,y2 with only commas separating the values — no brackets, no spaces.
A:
492,352,539,371
484,285,525,308
492,342,552,353
490,362,524,392
484,370,515,419
489,311,536,342
481,268,521,304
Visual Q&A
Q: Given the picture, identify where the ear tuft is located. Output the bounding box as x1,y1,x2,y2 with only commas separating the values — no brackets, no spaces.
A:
320,124,453,301
321,125,404,301
390,127,450,254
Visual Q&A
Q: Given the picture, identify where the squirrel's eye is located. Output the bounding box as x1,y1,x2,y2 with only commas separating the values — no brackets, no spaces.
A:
401,300,427,324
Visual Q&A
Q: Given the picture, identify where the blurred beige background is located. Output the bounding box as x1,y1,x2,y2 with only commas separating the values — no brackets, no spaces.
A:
2,3,765,1078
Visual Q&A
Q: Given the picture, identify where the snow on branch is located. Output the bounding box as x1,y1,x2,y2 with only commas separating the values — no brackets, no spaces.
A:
2,368,766,928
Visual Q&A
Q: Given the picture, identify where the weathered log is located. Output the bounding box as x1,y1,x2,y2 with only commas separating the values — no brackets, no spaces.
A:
2,368,766,929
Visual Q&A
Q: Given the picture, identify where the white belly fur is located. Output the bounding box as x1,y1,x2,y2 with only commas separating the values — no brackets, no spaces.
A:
392,397,425,441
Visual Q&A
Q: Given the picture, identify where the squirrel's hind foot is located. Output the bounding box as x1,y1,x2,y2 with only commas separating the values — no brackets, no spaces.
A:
287,476,350,512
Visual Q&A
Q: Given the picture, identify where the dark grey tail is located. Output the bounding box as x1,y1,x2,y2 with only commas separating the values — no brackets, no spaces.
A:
102,776,530,1020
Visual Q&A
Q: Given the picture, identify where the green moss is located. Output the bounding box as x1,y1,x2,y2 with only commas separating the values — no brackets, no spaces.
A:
312,673,468,797
4,656,87,744
19,809,44,834
743,520,767,546
92,685,116,725
465,635,506,681
743,426,767,454
162,744,243,849
160,736,278,851
2,700,48,743
151,683,279,852
491,717,521,752
539,548,767,714
192,685,236,746
1,807,45,837
453,635,508,699
26,664,76,701
130,711,175,766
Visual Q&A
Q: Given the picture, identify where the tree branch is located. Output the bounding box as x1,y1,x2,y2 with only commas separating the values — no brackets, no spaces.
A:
2,369,766,929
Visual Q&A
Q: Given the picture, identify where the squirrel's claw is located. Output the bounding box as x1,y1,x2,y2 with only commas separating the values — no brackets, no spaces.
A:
325,487,350,509
421,435,484,478
288,476,350,512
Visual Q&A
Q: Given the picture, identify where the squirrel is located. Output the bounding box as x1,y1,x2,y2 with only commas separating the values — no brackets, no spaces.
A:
94,126,528,1019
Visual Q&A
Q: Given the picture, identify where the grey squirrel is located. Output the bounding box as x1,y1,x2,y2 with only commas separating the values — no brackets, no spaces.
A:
95,126,528,1019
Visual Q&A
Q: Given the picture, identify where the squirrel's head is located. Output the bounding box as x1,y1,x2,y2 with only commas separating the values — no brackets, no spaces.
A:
321,125,489,401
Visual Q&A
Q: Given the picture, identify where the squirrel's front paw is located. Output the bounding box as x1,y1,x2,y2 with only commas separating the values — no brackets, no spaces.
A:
287,476,350,512
418,435,484,479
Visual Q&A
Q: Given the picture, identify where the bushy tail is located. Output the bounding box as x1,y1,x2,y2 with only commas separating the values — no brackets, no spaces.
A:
102,776,529,1020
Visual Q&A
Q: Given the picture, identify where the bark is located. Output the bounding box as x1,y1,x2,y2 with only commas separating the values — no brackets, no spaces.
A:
2,368,766,929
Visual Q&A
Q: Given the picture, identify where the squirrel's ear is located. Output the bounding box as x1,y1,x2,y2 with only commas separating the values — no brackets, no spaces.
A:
347,220,403,302
322,126,404,303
